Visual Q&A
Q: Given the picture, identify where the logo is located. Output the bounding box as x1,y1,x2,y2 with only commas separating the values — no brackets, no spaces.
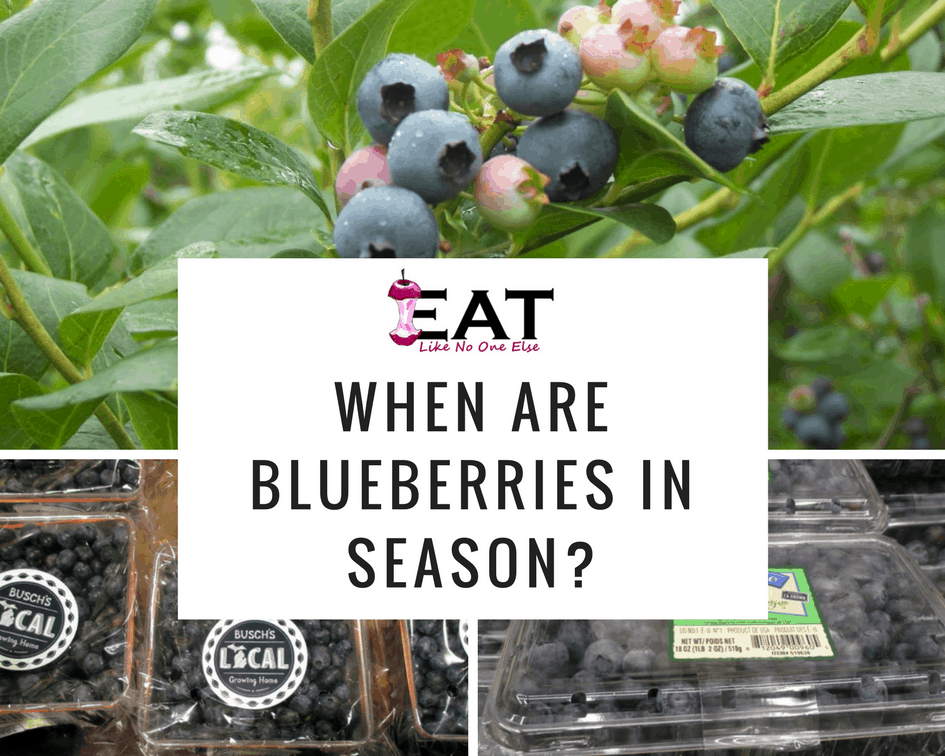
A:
202,619,307,710
387,270,553,351
0,570,78,670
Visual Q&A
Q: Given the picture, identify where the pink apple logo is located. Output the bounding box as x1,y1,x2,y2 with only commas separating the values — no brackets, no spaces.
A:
389,270,422,346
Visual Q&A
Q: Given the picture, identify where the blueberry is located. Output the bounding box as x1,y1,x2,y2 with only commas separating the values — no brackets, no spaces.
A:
494,29,582,116
684,77,770,172
555,620,596,665
516,110,619,201
794,414,832,449
781,407,800,430
333,186,439,258
865,252,884,273
818,391,850,423
529,641,570,677
904,417,928,437
356,53,449,146
387,110,483,205
582,639,623,675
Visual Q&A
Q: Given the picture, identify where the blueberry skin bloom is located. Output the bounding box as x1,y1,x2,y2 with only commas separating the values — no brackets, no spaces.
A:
388,111,483,205
517,109,619,201
494,29,583,116
333,186,439,258
357,53,450,146
683,77,770,172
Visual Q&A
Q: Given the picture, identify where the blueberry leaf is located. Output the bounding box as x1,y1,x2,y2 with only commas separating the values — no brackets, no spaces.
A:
0,373,44,448
832,276,898,317
0,0,156,166
903,205,945,300
5,151,116,290
712,0,849,80
605,91,743,193
59,242,214,366
133,111,332,221
122,391,177,449
23,65,277,148
778,325,868,363
769,73,945,134
122,300,178,338
387,0,475,60
721,247,776,258
784,230,853,299
131,187,328,270
251,0,317,63
546,204,676,245
448,0,540,60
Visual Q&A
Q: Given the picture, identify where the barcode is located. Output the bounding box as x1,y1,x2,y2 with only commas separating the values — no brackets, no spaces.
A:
750,633,821,649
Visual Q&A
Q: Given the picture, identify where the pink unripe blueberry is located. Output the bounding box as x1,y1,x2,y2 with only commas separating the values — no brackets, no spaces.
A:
557,1,612,46
580,21,652,92
474,156,550,231
436,48,479,83
335,145,391,206
787,385,817,414
651,25,723,94
612,0,679,44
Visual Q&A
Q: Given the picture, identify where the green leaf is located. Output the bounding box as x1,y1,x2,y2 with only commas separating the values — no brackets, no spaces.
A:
784,230,853,299
122,391,177,449
252,0,316,63
0,372,43,448
448,0,540,60
122,300,178,337
23,65,276,148
712,0,849,78
131,187,328,269
848,361,920,408
333,0,384,35
9,395,101,450
133,111,331,220
544,203,676,245
885,117,945,169
770,73,945,134
605,91,742,193
0,0,156,166
903,205,945,299
62,415,140,450
13,340,177,421
0,271,91,380
387,0,475,59
5,151,115,288
832,276,897,316
271,248,321,258
59,242,214,365
721,247,776,258
307,0,422,152
778,325,866,362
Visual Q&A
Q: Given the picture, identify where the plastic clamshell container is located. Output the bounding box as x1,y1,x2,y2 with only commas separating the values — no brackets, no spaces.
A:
401,619,469,740
486,535,945,754
768,460,887,534
865,461,945,480
141,550,372,751
0,460,142,507
0,513,137,716
479,620,510,716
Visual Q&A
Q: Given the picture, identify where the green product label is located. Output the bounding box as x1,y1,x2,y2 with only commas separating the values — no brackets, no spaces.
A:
670,567,836,661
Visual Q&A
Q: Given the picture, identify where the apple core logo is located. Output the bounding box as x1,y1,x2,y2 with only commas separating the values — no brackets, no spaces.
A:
389,270,422,346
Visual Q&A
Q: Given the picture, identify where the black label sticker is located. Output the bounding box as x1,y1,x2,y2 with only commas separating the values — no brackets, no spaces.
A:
0,571,78,670
202,620,307,710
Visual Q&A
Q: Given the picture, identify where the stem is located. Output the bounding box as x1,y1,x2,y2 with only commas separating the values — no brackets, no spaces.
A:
881,0,945,62
0,253,137,449
0,176,53,276
308,0,332,58
479,118,516,160
472,74,498,97
873,382,921,449
604,187,735,257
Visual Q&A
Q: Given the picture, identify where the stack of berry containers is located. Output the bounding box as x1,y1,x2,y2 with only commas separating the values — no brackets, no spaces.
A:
140,548,372,752
767,460,887,534
401,619,469,741
0,460,142,512
0,513,137,732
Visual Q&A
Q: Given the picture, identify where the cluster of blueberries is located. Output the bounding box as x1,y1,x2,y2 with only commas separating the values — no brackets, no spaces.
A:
502,544,945,751
334,0,769,257
149,563,361,744
409,619,468,736
0,460,140,495
0,521,131,706
781,378,851,449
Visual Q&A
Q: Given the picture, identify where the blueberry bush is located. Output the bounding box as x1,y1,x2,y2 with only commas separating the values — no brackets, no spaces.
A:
0,1,943,449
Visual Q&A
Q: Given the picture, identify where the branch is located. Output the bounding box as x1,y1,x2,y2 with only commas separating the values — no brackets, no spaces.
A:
0,169,53,276
873,382,921,449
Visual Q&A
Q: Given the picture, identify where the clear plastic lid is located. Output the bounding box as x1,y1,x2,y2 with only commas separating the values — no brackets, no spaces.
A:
402,619,468,740
0,461,142,509
486,535,945,754
479,620,511,716
768,460,887,533
865,461,945,480
0,513,136,715
141,549,372,751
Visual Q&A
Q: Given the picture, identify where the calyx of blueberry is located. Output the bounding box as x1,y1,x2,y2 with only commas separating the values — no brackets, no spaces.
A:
511,39,547,74
558,162,592,201
438,141,476,181
379,82,416,125
365,240,397,258
750,116,771,154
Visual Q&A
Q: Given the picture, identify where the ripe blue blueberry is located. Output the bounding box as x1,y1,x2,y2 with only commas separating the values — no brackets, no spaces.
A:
683,77,770,172
333,186,439,258
494,29,583,117
387,111,483,204
794,414,832,449
819,391,850,423
517,110,619,201
356,54,450,146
